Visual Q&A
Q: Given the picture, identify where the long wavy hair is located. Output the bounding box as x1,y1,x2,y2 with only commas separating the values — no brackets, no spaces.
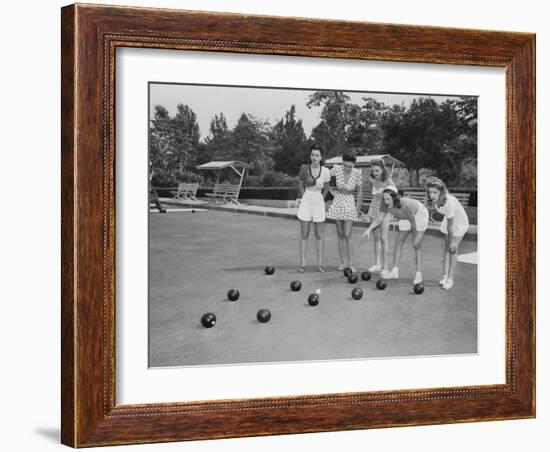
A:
425,176,449,208
370,159,390,182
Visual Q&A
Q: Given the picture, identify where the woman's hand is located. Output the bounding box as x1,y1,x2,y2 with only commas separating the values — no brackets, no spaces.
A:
362,228,371,239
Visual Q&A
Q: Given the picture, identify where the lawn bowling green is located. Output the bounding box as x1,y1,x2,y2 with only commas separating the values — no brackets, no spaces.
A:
149,209,477,367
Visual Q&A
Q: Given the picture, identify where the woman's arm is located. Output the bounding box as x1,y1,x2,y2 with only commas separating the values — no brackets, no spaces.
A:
407,208,418,234
322,182,330,199
297,179,304,199
363,212,387,238
356,183,363,213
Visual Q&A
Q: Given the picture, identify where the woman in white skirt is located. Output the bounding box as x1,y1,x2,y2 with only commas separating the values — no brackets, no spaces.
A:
296,145,331,272
363,186,429,284
425,177,470,290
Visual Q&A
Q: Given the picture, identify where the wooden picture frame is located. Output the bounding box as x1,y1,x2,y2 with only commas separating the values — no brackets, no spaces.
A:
61,3,536,447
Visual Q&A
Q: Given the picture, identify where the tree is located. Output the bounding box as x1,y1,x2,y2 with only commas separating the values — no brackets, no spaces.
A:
307,91,350,156
345,97,387,153
271,105,309,175
205,112,232,160
439,97,478,186
172,103,201,170
230,113,272,176
382,98,458,186
149,105,178,172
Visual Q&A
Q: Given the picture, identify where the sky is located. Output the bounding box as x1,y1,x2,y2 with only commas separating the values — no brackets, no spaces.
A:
149,82,463,140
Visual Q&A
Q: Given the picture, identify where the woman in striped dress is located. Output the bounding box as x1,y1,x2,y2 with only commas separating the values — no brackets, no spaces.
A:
365,160,395,273
327,153,363,272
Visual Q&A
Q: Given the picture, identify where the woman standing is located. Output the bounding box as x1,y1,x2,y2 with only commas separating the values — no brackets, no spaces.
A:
326,153,363,272
296,144,331,272
365,159,394,273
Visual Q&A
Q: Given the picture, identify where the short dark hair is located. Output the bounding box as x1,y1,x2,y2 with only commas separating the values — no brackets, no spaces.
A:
342,153,357,163
382,188,401,209
309,144,324,155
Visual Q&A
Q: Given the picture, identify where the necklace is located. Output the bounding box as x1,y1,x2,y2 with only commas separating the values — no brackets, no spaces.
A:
309,164,321,181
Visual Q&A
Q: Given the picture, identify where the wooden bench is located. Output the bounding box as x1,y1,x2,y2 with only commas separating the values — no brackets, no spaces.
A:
360,192,374,207
205,183,242,205
403,190,470,208
170,183,199,202
451,192,470,208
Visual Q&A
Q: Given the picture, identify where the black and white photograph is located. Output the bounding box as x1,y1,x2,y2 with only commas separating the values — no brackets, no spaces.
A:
148,82,478,368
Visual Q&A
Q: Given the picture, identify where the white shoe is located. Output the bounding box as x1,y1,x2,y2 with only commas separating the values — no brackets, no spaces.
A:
439,276,448,286
383,268,399,279
413,272,423,285
368,264,382,272
442,279,454,290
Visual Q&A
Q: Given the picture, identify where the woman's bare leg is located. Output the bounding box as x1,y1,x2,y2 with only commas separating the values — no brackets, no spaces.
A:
335,221,346,269
442,234,450,282
373,227,381,266
380,215,391,271
343,220,354,270
413,230,426,275
390,230,410,270
447,235,465,281
299,221,311,268
314,222,326,269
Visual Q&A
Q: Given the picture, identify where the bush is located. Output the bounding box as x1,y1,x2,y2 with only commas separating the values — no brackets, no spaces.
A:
151,168,204,187
244,170,299,188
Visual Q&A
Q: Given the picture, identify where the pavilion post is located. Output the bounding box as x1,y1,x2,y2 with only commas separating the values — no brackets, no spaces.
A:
239,167,245,187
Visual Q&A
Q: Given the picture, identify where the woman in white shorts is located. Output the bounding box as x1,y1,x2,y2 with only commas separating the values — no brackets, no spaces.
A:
426,177,470,290
296,145,331,272
363,186,429,284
